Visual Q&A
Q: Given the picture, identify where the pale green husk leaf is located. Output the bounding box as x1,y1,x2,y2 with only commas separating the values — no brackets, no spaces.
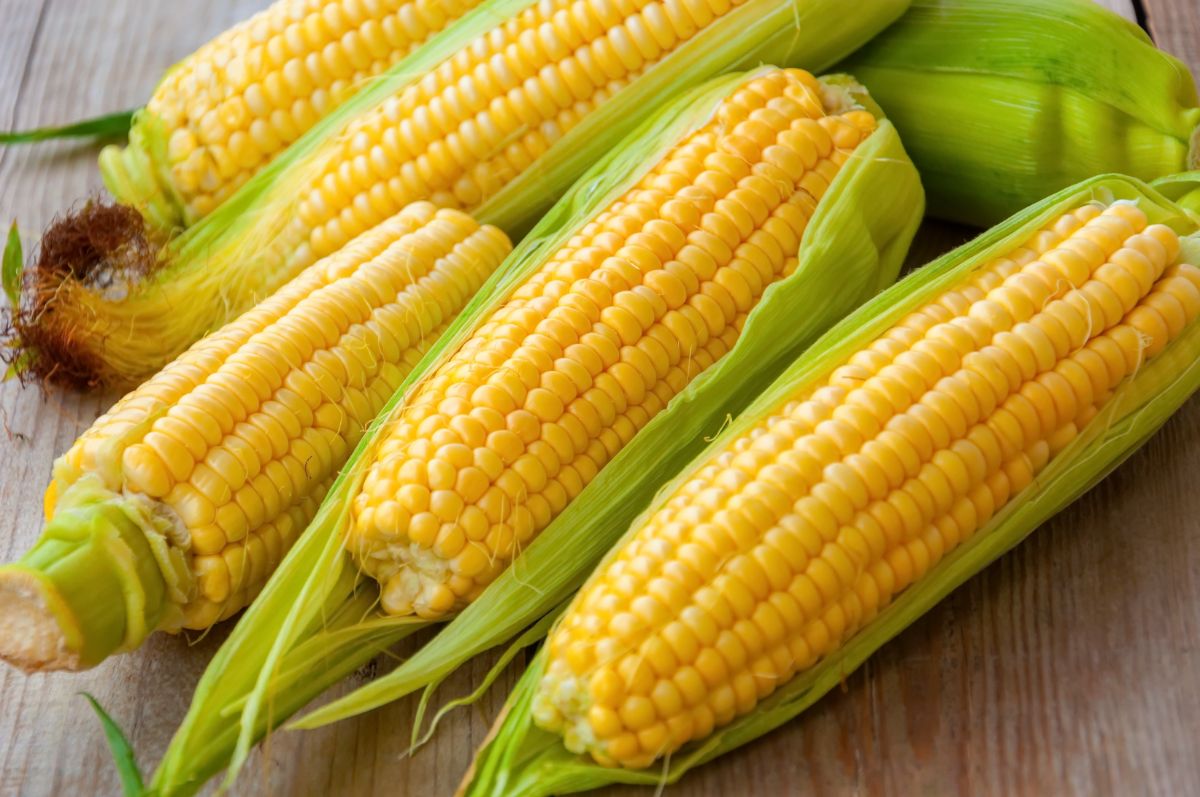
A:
1153,171,1200,217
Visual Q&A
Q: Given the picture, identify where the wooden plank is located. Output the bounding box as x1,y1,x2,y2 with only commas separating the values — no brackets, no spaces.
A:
1095,0,1138,18
1142,0,1200,80
0,1,1197,796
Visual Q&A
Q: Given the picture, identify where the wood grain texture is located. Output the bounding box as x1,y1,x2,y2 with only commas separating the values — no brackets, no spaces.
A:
1143,0,1200,87
0,1,1196,795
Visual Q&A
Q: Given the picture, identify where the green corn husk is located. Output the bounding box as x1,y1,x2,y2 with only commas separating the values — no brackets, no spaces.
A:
458,173,1200,797
4,0,908,391
1153,171,1200,216
839,0,1200,226
146,68,924,796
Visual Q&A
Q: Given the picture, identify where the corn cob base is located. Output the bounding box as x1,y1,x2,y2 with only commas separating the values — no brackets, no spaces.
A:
0,476,185,671
0,570,82,672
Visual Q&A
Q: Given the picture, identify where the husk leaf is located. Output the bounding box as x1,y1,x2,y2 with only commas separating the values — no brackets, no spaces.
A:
1152,171,1200,217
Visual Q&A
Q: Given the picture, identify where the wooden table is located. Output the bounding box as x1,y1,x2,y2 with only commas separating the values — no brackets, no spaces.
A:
1,1,1198,794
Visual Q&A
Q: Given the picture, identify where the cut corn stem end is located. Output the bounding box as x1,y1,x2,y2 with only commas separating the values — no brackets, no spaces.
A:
0,566,84,672
0,480,177,671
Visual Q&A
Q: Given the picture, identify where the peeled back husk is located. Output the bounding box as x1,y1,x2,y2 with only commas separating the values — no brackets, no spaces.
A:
839,0,1200,226
458,173,1200,797
146,68,924,797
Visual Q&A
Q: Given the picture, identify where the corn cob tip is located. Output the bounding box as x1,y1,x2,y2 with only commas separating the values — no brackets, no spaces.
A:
2,200,160,390
0,566,81,672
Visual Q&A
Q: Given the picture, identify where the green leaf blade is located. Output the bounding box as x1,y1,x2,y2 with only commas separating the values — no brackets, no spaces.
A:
2,222,21,307
0,109,135,144
82,692,145,797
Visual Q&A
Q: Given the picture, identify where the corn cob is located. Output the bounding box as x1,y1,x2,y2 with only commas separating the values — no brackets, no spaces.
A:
459,174,1200,797
838,0,1200,225
0,203,510,671
533,202,1196,767
144,68,924,797
101,0,483,233
3,0,906,392
346,69,880,619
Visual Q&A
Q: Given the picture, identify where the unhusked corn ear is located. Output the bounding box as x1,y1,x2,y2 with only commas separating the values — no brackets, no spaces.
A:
344,68,878,619
102,0,482,231
533,201,1200,768
0,203,510,670
840,0,1200,225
